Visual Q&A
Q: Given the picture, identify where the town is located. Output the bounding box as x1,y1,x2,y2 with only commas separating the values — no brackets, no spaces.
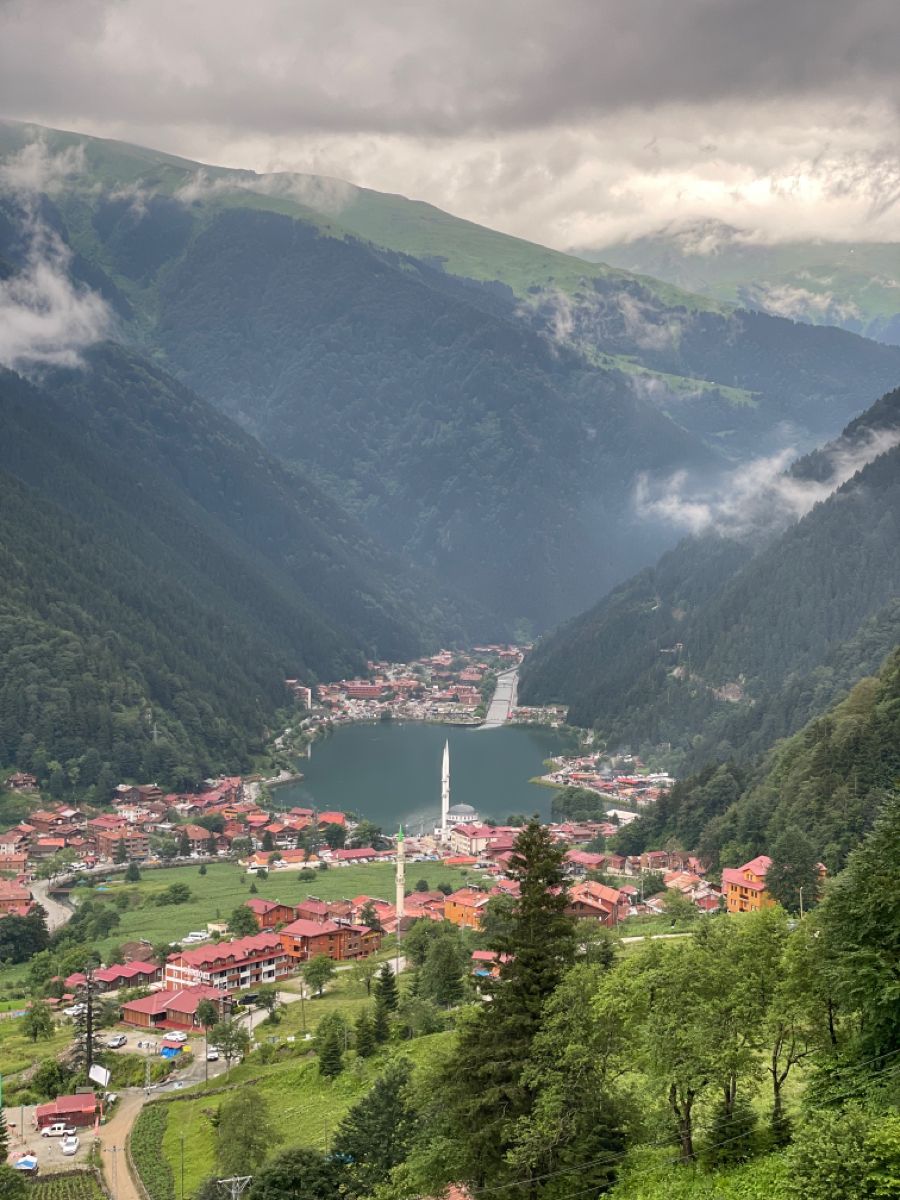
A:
285,644,566,730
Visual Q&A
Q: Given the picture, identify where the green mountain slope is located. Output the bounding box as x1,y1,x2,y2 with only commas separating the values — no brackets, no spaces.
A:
5,121,900,626
520,387,900,768
618,644,900,871
0,346,474,788
586,221,900,345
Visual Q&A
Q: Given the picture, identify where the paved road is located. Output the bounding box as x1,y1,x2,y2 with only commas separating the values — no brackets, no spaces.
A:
30,880,74,932
479,668,518,729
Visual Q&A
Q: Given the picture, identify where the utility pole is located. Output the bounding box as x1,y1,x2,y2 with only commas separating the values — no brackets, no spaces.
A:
217,1177,252,1200
798,886,804,919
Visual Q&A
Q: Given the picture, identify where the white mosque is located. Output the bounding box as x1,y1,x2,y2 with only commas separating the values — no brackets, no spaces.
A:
437,739,479,840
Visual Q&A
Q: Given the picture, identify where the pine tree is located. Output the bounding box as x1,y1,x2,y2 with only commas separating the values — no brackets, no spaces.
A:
354,1010,376,1058
419,936,465,1008
318,1028,344,1078
437,819,576,1190
333,1059,418,1195
374,962,398,1012
372,1002,390,1045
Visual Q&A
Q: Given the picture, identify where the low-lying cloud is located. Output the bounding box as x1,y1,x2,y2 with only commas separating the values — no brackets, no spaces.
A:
0,218,111,371
634,427,900,537
173,167,354,215
0,138,85,194
0,140,112,371
745,281,862,323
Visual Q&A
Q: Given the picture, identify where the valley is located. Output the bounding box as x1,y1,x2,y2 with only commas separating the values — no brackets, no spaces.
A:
0,91,897,1200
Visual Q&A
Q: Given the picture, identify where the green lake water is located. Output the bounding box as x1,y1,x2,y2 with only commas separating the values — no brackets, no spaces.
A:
272,722,573,834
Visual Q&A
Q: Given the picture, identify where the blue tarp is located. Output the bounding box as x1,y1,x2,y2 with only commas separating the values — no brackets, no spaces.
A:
160,1046,182,1059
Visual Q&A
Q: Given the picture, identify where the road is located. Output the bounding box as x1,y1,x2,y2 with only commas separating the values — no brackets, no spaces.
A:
30,880,74,932
479,667,518,729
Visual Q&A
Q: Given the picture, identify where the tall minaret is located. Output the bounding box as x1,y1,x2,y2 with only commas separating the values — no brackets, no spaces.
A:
441,739,450,842
395,825,406,923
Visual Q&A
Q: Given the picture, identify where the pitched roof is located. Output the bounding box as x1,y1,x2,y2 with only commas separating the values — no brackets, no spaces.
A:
122,984,225,1016
173,932,283,968
280,918,342,938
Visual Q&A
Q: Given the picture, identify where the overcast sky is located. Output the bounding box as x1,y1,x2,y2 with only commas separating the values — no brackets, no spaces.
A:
4,0,900,250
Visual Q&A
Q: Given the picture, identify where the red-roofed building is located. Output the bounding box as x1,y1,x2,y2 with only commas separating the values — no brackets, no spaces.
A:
722,855,775,914
295,898,332,924
244,898,296,929
35,1093,99,1129
448,823,498,855
65,961,161,993
444,888,492,931
179,825,214,855
565,850,608,875
120,985,231,1030
0,880,32,913
97,828,149,860
279,918,380,962
566,879,630,927
317,811,347,827
165,932,290,990
331,847,388,863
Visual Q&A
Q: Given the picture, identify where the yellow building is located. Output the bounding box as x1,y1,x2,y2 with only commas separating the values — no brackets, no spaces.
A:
722,854,775,913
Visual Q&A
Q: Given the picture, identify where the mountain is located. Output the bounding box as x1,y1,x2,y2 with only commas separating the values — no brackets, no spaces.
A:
5,122,900,628
519,386,900,771
583,221,900,345
612,644,900,871
0,344,476,789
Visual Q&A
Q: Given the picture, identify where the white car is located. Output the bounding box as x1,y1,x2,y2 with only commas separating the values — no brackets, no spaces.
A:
165,1031,188,1043
60,1136,79,1156
206,1049,219,1062
107,1034,127,1049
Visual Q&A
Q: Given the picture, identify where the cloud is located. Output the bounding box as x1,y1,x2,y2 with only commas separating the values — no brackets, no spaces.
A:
0,216,111,371
744,282,863,323
4,4,900,250
634,427,900,537
0,138,109,370
173,167,353,215
0,138,85,193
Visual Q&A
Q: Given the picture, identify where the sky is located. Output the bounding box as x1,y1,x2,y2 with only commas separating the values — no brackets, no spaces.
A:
3,0,900,251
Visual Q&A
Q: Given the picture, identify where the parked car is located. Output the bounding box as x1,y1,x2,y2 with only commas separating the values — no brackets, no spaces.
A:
206,1049,219,1062
106,1034,127,1049
41,1124,76,1138
165,1031,188,1043
60,1137,79,1157
62,1005,85,1018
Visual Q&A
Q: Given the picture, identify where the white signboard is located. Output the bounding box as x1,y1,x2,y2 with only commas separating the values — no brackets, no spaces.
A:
89,1064,111,1088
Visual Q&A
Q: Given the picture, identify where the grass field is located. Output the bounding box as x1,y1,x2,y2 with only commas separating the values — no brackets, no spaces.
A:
157,1033,451,1195
81,861,473,957
0,1014,72,1079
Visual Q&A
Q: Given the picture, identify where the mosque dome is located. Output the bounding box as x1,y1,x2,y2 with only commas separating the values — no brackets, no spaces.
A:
447,802,479,825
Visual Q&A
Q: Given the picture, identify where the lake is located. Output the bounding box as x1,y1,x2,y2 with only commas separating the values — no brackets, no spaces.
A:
272,722,574,834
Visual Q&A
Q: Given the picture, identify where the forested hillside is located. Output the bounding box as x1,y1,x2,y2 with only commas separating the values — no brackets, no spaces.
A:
521,387,900,766
614,644,900,870
5,121,900,625
0,347,474,791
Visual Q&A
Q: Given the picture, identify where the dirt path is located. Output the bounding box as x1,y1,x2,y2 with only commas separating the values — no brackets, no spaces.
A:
96,1091,145,1200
